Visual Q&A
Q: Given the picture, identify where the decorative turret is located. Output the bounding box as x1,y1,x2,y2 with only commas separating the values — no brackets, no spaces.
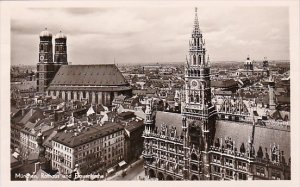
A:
268,74,276,110
144,98,154,132
187,7,207,67
174,90,181,112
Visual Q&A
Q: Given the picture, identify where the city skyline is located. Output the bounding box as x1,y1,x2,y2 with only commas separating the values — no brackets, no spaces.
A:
11,6,289,66
7,2,294,183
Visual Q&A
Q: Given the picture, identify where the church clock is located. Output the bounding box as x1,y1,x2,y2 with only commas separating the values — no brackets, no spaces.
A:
191,80,198,88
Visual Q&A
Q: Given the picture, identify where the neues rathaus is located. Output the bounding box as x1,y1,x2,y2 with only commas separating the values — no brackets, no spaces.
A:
142,8,290,180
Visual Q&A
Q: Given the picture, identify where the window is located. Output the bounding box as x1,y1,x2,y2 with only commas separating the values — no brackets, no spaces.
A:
238,173,247,180
225,158,233,167
214,165,221,173
191,164,198,171
237,161,247,170
256,166,265,177
271,171,281,180
225,169,233,178
212,155,221,163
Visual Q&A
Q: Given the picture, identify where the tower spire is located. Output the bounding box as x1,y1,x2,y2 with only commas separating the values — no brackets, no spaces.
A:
193,7,200,33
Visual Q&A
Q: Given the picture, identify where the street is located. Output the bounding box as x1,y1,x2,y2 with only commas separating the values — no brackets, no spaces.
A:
108,158,145,181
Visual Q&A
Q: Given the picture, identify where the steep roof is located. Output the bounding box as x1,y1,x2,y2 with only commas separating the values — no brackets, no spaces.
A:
214,120,290,159
49,64,130,89
155,111,183,137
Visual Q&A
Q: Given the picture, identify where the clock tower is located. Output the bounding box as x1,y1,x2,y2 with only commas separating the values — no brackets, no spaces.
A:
182,8,217,180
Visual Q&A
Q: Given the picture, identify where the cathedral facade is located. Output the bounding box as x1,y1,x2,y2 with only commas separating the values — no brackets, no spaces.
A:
142,8,290,180
36,29,132,105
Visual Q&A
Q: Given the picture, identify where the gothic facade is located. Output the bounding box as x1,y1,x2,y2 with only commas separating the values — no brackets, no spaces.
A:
142,8,290,181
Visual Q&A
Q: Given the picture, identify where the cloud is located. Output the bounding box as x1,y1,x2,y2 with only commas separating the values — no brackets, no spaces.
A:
11,6,289,66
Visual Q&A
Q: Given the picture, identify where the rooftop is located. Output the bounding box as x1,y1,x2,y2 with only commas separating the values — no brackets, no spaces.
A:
49,64,129,87
52,122,124,148
214,120,290,159
155,111,183,137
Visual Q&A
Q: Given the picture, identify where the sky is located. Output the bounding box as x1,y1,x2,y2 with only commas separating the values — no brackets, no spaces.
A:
11,6,289,66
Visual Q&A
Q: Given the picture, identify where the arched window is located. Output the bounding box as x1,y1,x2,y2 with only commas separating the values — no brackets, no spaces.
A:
190,94,194,102
193,55,196,65
191,153,198,161
195,94,199,103
191,164,198,171
198,55,201,65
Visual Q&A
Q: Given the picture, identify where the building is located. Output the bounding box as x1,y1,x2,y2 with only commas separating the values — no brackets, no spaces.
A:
36,28,132,105
37,29,67,93
51,121,125,175
47,64,132,106
142,8,290,181
117,111,145,163
236,56,269,77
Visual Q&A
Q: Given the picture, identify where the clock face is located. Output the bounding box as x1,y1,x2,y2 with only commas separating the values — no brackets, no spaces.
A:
191,80,198,88
40,55,44,61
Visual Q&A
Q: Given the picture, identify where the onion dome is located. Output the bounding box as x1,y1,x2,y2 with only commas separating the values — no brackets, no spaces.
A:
39,27,52,37
55,31,67,39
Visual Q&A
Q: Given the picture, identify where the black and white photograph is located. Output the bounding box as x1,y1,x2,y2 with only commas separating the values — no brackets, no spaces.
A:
1,0,300,186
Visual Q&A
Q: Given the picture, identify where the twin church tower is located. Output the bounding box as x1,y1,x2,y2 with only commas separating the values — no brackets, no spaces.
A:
37,28,68,93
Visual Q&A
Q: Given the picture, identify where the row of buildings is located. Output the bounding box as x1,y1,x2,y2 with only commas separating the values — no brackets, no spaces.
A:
11,98,144,180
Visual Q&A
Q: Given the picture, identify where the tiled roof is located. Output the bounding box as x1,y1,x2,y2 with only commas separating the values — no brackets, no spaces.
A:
52,122,124,148
155,111,183,137
211,79,238,88
214,120,290,159
277,96,290,104
19,109,45,125
49,64,129,86
42,129,58,148
124,119,144,132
